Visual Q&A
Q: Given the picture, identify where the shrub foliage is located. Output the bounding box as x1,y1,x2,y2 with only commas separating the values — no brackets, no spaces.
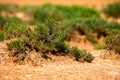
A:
34,4,99,22
5,20,94,63
103,2,120,18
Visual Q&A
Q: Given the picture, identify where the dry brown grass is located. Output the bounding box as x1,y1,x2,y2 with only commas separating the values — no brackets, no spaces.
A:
102,50,120,60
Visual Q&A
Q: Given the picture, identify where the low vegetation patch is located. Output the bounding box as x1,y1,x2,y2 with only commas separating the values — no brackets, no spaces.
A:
4,20,94,63
0,23,29,41
0,4,22,13
105,34,120,54
62,18,120,43
0,15,23,30
70,47,94,62
61,18,120,53
103,2,120,18
94,43,106,50
0,3,120,64
33,4,99,22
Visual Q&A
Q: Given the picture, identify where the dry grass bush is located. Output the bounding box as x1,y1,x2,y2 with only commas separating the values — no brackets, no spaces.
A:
102,50,120,60
105,34,120,54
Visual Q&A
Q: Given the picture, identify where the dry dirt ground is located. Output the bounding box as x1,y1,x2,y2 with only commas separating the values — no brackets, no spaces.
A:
0,0,120,80
0,37,120,80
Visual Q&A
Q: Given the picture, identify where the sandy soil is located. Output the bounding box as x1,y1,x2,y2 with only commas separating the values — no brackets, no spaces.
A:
0,38,120,80
0,0,120,80
0,56,120,80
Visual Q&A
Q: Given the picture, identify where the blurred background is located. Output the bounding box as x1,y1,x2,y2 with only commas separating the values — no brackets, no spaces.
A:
0,0,120,51
0,0,119,9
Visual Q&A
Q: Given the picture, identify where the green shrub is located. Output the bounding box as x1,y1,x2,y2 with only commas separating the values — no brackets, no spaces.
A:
94,43,106,50
7,39,25,51
33,19,68,53
34,24,50,40
62,18,108,43
0,31,4,41
107,21,120,30
0,16,23,41
71,47,85,60
4,16,23,24
7,19,68,54
21,5,38,15
70,47,94,62
7,39,27,63
103,2,120,18
113,35,120,54
104,21,120,54
105,34,120,54
84,53,94,62
7,19,94,63
33,4,99,22
0,4,20,13
3,23,26,39
0,15,6,29
0,23,31,42
0,15,23,29
62,18,120,44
